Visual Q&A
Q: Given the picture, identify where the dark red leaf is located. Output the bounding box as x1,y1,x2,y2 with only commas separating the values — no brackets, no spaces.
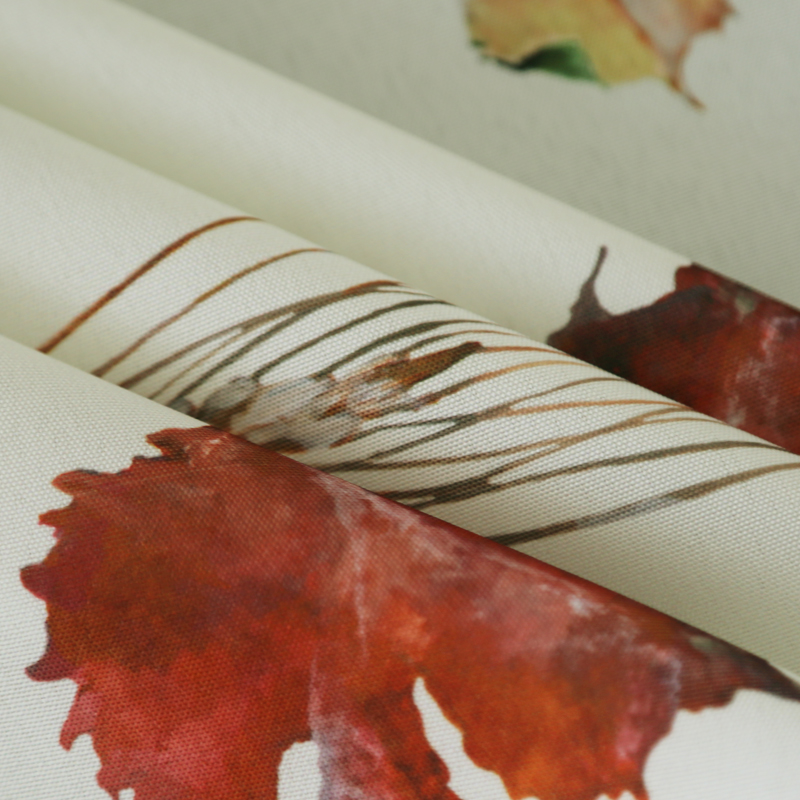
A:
21,427,800,800
549,258,800,453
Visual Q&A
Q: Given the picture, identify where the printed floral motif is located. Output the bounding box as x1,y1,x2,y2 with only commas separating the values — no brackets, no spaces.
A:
22,427,800,800
549,249,800,454
465,0,732,102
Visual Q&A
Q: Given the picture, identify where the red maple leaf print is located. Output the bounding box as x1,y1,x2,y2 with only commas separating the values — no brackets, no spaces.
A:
21,427,800,800
549,252,800,453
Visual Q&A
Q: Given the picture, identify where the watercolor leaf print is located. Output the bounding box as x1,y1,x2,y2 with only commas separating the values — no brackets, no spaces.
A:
21,427,800,800
465,0,733,101
549,249,800,455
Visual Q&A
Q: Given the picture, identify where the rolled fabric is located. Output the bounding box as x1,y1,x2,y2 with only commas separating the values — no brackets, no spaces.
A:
0,0,689,343
2,0,798,464
111,0,800,307
1,105,799,673
1,334,800,799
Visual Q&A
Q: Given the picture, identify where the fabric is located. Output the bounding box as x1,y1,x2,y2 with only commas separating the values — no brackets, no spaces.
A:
116,0,800,308
1,1,800,798
3,335,800,799
0,0,687,343
1,103,800,672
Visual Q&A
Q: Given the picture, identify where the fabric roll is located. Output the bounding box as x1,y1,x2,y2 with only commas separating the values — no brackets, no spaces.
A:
0,105,798,673
3,0,798,464
0,0,692,344
1,336,800,799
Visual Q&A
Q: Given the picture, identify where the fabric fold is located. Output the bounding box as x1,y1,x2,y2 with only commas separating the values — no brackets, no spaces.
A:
111,0,800,305
0,0,689,344
1,104,799,673
4,0,799,461
1,334,800,799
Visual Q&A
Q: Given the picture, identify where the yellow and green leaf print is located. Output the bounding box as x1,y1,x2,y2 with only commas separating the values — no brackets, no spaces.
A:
465,0,732,101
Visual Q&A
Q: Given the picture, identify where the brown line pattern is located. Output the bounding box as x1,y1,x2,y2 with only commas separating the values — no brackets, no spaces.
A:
39,216,260,354
382,439,782,509
250,299,454,381
325,401,686,466
169,298,456,403
311,320,535,380
338,376,627,447
93,247,324,378
373,361,613,417
491,462,800,545
333,412,747,472
116,281,406,390
40,219,800,545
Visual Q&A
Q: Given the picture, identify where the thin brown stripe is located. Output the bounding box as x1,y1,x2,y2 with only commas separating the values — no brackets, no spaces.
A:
93,247,323,378
38,216,259,354
492,462,800,545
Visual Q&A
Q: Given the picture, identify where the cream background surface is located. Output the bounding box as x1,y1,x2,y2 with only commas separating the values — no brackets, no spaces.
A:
117,0,800,308
0,0,687,347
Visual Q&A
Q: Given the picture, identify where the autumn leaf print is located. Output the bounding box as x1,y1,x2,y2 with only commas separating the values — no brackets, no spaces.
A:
549,250,800,454
22,427,800,800
465,0,733,101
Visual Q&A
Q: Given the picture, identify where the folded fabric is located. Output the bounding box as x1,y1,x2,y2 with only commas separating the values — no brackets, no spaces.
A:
0,0,693,344
1,105,799,674
110,0,800,306
2,334,800,799
3,0,798,463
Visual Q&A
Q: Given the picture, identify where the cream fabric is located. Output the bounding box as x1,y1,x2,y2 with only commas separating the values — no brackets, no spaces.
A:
0,0,686,344
118,0,800,309
0,104,799,672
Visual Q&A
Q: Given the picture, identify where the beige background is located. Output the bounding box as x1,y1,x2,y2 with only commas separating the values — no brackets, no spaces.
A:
118,0,800,307
0,0,687,346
